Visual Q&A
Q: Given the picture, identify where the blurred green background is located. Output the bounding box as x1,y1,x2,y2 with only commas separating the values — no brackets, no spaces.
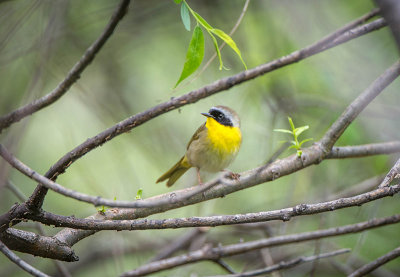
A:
1,0,399,276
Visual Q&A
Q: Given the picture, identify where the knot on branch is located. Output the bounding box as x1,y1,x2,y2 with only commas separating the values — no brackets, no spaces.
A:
293,204,308,214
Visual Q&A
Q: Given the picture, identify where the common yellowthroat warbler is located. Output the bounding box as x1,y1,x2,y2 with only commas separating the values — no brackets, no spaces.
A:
156,106,242,187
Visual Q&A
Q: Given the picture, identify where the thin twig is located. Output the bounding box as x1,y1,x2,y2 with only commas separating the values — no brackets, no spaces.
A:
120,215,400,276
27,185,400,231
320,60,400,152
0,239,50,277
349,246,400,277
379,157,400,188
25,12,388,212
213,259,237,274
326,141,400,159
208,249,350,277
0,0,130,132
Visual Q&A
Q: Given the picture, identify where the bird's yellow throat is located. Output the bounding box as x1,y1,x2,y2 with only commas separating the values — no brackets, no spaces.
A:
205,117,241,154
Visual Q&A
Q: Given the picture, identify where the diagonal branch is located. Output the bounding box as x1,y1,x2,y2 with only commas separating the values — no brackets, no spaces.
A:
379,157,400,188
0,0,131,133
320,60,400,152
120,215,400,276
208,249,350,277
25,11,388,212
0,239,50,277
349,245,400,277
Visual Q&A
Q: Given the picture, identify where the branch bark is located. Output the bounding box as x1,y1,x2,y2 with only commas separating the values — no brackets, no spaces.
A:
0,239,50,277
121,215,400,276
349,246,400,277
208,249,350,277
25,185,400,231
0,228,78,262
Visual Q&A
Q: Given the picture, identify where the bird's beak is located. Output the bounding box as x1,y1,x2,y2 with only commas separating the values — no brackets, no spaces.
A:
201,112,212,118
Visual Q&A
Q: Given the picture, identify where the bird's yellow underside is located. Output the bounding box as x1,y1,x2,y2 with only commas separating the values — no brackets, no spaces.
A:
205,117,241,154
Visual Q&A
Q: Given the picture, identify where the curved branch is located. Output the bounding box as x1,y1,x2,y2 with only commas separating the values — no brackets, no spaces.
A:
120,215,400,276
349,245,400,277
0,0,131,132
0,239,50,277
26,12,388,211
27,185,400,231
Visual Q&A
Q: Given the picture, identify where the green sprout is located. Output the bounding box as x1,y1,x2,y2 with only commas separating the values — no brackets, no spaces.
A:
97,205,107,214
136,188,143,200
274,117,313,157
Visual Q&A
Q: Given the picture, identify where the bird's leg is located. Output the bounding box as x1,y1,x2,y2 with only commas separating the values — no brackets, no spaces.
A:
196,167,203,185
222,170,240,181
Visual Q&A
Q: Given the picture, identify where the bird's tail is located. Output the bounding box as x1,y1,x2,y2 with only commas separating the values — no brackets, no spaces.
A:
156,156,191,187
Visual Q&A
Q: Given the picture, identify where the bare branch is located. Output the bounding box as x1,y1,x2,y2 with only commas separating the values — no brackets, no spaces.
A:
0,0,130,132
25,12,388,212
208,249,350,277
149,227,208,262
0,239,50,277
120,215,400,276
327,141,400,159
0,228,78,262
375,0,400,51
349,246,400,277
379,157,400,188
320,60,400,152
27,185,400,231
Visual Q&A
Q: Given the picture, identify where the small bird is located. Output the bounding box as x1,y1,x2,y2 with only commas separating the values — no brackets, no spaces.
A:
156,105,242,187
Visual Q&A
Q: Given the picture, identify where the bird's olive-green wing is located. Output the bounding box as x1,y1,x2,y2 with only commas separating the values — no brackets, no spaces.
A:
186,123,206,150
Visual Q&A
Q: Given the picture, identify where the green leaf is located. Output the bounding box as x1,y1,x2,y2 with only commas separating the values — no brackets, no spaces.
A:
210,28,247,69
299,138,313,147
136,188,143,200
294,125,309,137
208,31,225,70
192,11,213,30
273,129,293,134
180,3,190,31
97,205,106,213
174,0,183,4
174,26,205,87
288,117,295,131
288,145,298,150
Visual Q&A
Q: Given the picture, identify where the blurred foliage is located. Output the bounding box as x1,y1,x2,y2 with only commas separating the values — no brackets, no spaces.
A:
0,0,400,276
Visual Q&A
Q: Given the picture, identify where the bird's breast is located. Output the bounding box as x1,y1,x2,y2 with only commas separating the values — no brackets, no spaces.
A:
205,118,242,155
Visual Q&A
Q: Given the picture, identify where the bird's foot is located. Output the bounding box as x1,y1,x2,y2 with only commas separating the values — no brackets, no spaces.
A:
222,170,240,181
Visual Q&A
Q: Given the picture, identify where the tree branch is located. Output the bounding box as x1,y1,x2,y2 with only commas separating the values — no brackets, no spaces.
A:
25,10,388,212
349,246,400,277
25,184,400,231
379,157,400,188
326,141,400,159
0,239,50,277
120,215,400,276
0,228,78,262
319,60,400,152
208,249,350,277
0,0,130,133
